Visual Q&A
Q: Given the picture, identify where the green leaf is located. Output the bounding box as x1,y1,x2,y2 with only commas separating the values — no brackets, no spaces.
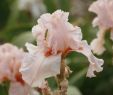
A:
68,86,82,95
58,0,70,11
0,82,10,95
69,68,87,85
11,32,34,47
43,0,57,13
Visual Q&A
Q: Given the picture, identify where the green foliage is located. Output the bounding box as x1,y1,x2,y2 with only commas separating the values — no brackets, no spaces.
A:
0,82,10,95
68,86,82,95
12,32,34,47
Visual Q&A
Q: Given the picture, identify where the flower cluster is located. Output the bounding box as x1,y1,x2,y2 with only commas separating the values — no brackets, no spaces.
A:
20,10,104,88
89,0,113,55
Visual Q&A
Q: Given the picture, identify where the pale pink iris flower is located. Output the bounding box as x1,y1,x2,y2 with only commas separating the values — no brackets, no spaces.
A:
0,43,37,95
20,10,104,88
89,0,113,55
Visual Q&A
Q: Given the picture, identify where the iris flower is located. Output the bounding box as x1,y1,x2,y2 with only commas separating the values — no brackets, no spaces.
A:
0,43,37,95
89,0,113,55
20,10,104,88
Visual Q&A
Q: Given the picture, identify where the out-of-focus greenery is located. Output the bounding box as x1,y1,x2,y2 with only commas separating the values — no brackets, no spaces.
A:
0,0,113,95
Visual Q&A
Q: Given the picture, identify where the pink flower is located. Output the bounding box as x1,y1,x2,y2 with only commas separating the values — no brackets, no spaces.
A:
20,10,104,88
0,43,23,82
89,0,113,54
0,43,36,95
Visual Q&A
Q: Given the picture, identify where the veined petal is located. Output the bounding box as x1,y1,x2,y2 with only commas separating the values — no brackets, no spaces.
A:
52,10,69,22
20,52,61,87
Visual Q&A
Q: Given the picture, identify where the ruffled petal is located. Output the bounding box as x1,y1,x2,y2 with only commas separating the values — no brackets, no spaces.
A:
71,40,104,78
52,10,69,22
20,51,61,87
32,25,46,40
89,0,113,29
88,0,103,13
86,55,103,78
33,10,79,53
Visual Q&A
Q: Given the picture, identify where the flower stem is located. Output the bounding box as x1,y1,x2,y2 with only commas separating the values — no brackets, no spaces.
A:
57,59,69,95
41,82,52,95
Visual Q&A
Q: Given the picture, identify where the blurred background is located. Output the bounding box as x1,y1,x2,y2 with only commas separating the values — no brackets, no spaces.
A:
0,0,113,95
